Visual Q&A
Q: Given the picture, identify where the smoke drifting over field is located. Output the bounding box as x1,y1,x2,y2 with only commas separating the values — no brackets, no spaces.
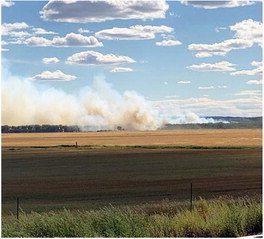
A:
2,69,217,130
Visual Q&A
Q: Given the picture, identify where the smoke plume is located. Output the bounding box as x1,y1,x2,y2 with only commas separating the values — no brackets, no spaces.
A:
2,67,218,130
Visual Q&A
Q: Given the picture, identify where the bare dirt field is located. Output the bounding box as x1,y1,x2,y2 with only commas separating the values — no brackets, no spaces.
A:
2,129,262,147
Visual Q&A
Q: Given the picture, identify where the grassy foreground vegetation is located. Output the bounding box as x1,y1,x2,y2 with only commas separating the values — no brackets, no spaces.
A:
2,196,262,237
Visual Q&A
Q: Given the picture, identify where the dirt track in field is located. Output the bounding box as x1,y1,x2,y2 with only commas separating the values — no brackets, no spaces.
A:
2,129,262,147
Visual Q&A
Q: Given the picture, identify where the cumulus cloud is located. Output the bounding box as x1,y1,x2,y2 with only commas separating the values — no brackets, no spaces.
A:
189,39,253,58
110,67,133,73
95,25,173,40
24,37,52,46
215,27,227,32
28,70,76,81
231,61,262,76
180,0,256,9
32,27,57,35
2,22,30,36
230,68,262,76
2,22,58,45
251,61,262,66
165,95,180,99
66,51,136,65
235,90,262,96
187,61,236,71
230,19,262,46
7,31,31,38
178,81,191,84
246,80,262,85
25,33,103,47
156,39,182,46
78,28,91,33
152,96,262,117
42,57,60,64
41,0,169,23
189,19,262,57
198,86,215,90
1,0,14,7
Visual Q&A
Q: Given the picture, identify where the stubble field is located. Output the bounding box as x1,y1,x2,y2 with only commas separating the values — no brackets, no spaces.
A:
2,129,262,215
2,129,262,147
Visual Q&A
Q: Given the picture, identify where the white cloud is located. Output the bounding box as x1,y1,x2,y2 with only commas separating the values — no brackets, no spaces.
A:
29,70,76,81
235,90,262,96
231,61,262,76
217,85,227,89
1,0,14,7
66,51,136,65
42,57,60,64
41,0,169,23
178,81,191,84
25,37,52,46
7,31,31,38
52,33,103,47
2,48,9,52
165,95,180,99
110,67,133,73
230,19,262,46
230,67,262,76
32,28,57,35
25,33,103,47
152,96,262,117
189,39,253,58
2,22,30,36
246,80,262,85
198,86,215,90
180,0,256,9
78,28,91,33
251,61,262,66
2,22,57,42
187,61,236,72
156,39,182,46
95,25,173,40
215,27,227,32
188,19,262,58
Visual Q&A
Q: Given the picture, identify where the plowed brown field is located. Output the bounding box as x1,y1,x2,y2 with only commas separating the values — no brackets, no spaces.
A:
2,129,262,214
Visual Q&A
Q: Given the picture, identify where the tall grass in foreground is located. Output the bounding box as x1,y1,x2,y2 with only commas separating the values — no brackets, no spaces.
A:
2,196,262,237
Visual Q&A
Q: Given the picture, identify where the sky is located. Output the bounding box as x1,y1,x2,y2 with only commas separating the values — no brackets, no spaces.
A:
1,0,263,129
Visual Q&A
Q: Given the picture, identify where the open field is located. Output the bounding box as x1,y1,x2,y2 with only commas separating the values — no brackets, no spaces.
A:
2,129,262,147
2,129,262,216
2,146,262,214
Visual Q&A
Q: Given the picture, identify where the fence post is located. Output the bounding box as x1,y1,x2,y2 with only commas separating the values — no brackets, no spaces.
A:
190,183,193,211
76,141,78,148
16,197,20,220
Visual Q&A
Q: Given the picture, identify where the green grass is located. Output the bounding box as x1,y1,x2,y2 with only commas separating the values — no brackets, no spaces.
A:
2,196,262,237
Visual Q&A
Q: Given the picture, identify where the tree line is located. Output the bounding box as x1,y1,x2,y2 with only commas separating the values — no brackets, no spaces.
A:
2,125,80,133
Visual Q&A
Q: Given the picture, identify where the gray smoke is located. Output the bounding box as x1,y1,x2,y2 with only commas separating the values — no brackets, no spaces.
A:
2,67,220,130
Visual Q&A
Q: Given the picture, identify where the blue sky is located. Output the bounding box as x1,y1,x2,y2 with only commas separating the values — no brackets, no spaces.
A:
1,0,263,129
